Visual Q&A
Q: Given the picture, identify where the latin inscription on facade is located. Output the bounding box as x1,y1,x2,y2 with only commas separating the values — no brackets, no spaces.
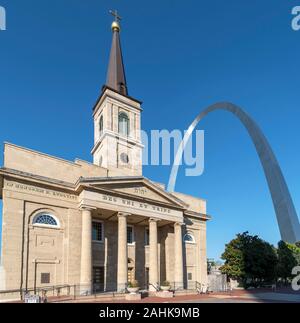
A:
5,181,77,201
98,192,183,218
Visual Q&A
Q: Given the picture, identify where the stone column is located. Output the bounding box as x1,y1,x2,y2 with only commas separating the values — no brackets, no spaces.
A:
174,222,184,289
80,208,93,295
149,218,159,291
117,213,128,292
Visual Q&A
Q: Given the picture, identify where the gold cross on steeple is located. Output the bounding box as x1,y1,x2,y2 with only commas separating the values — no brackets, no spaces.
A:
109,9,122,23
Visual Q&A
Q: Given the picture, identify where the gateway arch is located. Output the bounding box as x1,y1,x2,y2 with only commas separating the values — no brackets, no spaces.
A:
168,102,300,243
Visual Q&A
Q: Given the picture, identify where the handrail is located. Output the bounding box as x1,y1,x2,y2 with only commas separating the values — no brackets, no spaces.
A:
0,284,72,294
148,283,160,292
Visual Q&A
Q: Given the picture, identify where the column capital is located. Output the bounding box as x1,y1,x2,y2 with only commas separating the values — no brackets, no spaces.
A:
79,205,97,212
117,212,131,218
149,217,160,223
174,221,185,227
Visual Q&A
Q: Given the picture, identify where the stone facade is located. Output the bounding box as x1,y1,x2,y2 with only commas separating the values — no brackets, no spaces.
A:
0,143,209,297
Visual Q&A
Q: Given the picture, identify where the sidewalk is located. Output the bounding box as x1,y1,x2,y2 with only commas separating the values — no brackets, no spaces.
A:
55,288,300,303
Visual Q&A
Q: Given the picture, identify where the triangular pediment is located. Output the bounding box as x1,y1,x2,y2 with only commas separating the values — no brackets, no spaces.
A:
78,177,186,209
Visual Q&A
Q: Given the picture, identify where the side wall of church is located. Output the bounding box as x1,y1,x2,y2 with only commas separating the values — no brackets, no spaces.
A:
3,143,114,185
162,218,207,287
0,178,81,293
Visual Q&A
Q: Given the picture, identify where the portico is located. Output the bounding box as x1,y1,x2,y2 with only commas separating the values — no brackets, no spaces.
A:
79,211,184,293
77,177,186,293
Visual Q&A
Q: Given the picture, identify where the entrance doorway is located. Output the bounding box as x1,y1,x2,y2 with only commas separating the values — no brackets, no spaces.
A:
93,266,104,292
145,267,149,289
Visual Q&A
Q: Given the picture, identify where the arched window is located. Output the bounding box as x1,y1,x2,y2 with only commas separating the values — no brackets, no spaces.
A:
183,233,195,244
33,213,59,228
118,112,129,136
99,115,103,136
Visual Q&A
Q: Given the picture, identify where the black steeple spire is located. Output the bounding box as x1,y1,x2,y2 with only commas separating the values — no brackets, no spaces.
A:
105,10,128,96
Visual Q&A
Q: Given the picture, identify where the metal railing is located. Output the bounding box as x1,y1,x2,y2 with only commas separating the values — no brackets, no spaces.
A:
0,281,217,302
0,284,75,302
148,283,160,292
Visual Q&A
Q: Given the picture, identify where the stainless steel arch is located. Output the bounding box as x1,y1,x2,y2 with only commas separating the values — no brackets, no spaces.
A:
167,102,300,243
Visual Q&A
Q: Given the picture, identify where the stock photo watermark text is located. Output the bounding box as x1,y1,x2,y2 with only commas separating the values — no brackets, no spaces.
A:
0,5,6,31
292,266,300,291
292,6,300,31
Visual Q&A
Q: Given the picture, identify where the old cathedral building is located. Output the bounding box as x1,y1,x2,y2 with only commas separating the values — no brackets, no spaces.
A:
0,17,209,298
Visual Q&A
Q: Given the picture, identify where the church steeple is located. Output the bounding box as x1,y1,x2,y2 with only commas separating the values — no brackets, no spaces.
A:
105,10,128,96
92,12,142,176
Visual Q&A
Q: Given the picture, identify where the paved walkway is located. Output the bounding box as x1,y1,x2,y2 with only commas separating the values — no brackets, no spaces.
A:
54,288,300,303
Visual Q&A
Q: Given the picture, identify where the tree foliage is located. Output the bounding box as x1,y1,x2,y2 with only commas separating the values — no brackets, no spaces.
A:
220,232,300,287
276,240,300,282
276,241,297,281
220,232,277,286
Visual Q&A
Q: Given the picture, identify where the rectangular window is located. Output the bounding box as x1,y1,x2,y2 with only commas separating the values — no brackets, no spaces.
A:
92,221,103,242
188,273,193,281
127,225,134,244
41,273,50,284
145,228,149,246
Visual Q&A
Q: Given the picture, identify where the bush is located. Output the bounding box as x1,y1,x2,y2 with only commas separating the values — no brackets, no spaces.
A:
128,280,139,288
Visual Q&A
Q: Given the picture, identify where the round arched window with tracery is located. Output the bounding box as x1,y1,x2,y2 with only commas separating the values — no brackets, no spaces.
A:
183,233,195,243
33,213,59,228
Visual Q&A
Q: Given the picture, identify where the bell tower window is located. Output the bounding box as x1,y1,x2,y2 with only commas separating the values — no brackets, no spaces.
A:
118,112,129,137
99,115,103,136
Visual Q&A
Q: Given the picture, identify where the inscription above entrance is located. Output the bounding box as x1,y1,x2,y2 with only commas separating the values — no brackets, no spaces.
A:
81,190,184,221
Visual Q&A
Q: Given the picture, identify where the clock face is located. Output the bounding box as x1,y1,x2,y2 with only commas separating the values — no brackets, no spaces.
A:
120,153,129,164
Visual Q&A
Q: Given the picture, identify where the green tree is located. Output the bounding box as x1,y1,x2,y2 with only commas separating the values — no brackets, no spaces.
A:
290,243,300,264
221,232,277,287
220,234,245,282
276,241,300,283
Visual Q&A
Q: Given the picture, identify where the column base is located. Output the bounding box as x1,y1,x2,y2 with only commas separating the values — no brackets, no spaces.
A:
174,282,184,290
117,283,127,293
78,283,92,296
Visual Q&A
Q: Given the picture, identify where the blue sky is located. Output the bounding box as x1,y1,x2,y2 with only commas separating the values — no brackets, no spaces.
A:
0,0,299,260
